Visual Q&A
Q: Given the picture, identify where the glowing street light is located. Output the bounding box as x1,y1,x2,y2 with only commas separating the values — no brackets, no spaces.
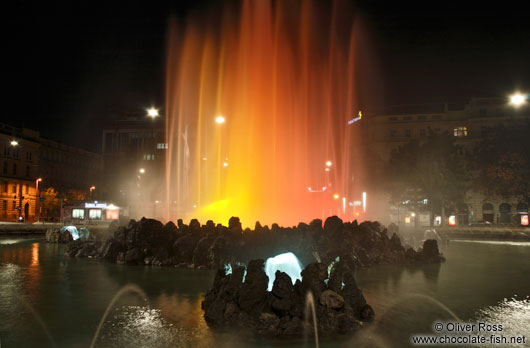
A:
325,161,332,167
10,140,18,146
510,93,527,107
333,193,339,200
222,161,229,167
139,168,145,174
147,107,159,118
215,115,226,124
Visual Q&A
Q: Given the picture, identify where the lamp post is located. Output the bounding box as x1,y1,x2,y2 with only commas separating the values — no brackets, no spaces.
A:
90,186,96,199
36,178,42,223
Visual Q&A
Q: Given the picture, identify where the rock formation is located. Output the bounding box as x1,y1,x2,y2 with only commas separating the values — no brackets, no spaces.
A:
202,257,374,336
66,216,445,267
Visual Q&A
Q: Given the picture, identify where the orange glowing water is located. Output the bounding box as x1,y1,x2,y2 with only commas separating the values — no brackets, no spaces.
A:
165,0,364,227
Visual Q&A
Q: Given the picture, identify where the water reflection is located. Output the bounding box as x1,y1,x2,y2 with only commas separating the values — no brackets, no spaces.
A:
1,238,529,348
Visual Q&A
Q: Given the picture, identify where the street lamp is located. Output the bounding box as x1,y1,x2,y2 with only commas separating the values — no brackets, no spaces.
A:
139,168,145,174
147,107,159,118
509,93,527,107
215,115,226,124
36,178,42,223
10,140,19,146
90,186,96,199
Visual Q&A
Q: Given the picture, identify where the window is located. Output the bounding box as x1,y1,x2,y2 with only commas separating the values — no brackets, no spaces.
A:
73,209,85,219
26,165,30,177
432,115,442,120
419,129,426,136
13,149,19,158
89,209,102,219
389,117,398,121
390,130,397,137
453,126,468,137
405,129,412,137
143,154,155,160
26,152,32,161
12,201,16,209
3,147,9,156
2,200,6,211
403,116,412,121
2,161,6,174
418,115,427,121
3,182,7,192
157,143,168,149
13,163,17,175
25,184,29,194
12,184,17,193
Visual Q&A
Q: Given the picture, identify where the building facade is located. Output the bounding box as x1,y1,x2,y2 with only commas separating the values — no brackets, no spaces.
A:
366,97,530,226
101,110,166,219
0,123,102,222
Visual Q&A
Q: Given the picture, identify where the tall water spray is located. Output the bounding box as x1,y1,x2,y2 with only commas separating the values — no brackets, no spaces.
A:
165,0,366,226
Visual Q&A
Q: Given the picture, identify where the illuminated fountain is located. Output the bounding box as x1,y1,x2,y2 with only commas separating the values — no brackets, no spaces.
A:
165,0,367,227
265,252,303,291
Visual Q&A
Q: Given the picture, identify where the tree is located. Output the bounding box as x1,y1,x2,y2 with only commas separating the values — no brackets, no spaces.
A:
472,122,530,205
385,132,469,225
41,187,61,218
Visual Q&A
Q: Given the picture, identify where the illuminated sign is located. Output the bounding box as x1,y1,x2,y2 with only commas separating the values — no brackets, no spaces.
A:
522,215,529,226
85,201,107,209
448,215,456,226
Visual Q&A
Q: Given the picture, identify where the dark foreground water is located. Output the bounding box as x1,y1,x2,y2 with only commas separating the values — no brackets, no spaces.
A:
1,237,529,348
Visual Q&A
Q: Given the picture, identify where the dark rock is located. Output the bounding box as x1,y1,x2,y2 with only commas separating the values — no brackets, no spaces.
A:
421,239,442,263
360,304,375,321
125,248,142,264
319,290,344,309
100,238,123,262
238,259,268,315
301,262,328,297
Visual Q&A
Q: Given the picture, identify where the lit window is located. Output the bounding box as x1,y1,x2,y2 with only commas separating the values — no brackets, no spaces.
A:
89,209,102,220
453,126,468,137
157,143,168,149
73,209,85,219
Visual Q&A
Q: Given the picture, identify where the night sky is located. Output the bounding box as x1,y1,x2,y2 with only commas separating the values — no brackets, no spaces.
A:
4,0,529,152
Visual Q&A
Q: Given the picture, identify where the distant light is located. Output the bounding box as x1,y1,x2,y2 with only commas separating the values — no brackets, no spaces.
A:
202,157,207,161
342,197,346,213
448,215,457,226
325,167,331,172
347,110,363,125
215,115,226,124
510,93,526,106
147,107,159,118
325,161,332,167
333,193,339,200
522,215,529,226
139,168,145,174
36,178,42,182
10,140,18,146
223,162,228,167
107,204,118,210
411,212,416,217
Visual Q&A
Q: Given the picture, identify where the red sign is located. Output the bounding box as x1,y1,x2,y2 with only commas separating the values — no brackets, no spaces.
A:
522,215,529,226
